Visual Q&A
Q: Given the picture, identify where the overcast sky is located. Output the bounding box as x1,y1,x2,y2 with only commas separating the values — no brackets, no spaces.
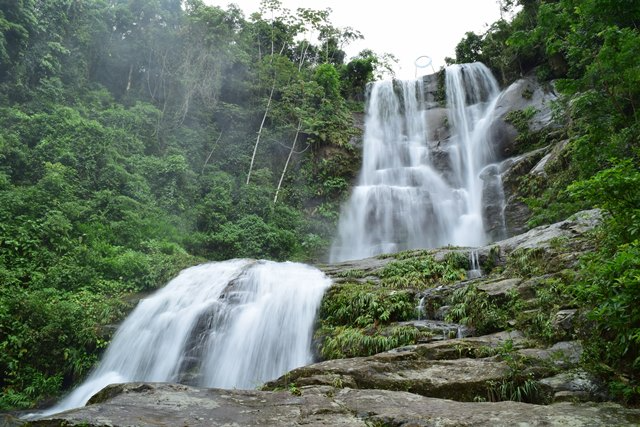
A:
203,0,503,79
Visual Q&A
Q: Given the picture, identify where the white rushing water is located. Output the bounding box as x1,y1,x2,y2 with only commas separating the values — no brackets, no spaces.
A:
467,249,482,279
37,259,331,416
330,63,502,262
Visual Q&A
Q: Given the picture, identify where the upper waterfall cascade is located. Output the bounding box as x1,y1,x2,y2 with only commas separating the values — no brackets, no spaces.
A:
331,63,504,262
37,259,331,417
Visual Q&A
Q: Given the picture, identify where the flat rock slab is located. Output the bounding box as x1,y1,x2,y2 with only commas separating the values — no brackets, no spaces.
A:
26,382,640,427
267,346,511,401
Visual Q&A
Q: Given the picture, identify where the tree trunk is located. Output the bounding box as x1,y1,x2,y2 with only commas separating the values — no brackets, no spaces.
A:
125,63,133,93
246,80,276,185
274,120,302,203
201,131,223,175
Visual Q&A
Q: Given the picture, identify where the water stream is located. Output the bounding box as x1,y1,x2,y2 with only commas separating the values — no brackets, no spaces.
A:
331,63,503,262
36,259,331,416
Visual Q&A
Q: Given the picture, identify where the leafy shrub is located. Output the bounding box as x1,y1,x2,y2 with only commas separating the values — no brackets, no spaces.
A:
320,326,420,359
380,253,467,288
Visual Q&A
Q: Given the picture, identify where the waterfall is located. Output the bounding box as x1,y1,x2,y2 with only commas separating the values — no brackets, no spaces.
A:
330,63,502,262
36,259,331,416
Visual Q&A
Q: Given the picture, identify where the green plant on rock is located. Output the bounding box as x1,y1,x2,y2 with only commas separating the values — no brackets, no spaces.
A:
504,247,549,277
319,282,416,328
485,339,547,404
335,268,367,279
319,325,421,359
445,284,520,335
487,378,542,403
380,253,467,289
316,281,420,359
516,277,572,344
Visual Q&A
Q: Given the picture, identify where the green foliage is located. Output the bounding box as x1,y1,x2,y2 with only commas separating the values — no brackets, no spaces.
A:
484,338,546,404
487,378,542,403
320,326,420,359
504,247,548,277
575,242,640,402
0,285,129,409
380,253,467,289
316,281,419,359
568,160,640,245
319,282,415,328
445,285,520,335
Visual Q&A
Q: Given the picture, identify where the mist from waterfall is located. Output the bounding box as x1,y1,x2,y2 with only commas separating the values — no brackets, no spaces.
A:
36,260,331,417
330,63,502,262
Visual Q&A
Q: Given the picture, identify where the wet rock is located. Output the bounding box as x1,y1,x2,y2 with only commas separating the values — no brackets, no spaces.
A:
488,209,602,255
553,309,578,337
412,330,528,360
531,139,570,177
424,107,450,142
348,112,365,147
266,331,535,402
480,164,508,241
489,74,559,157
435,305,451,320
398,320,472,341
27,382,640,427
498,147,549,236
268,355,511,402
539,370,603,403
477,278,523,298
0,414,23,427
518,341,583,369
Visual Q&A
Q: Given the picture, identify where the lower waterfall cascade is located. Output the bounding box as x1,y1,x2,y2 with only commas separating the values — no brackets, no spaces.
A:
36,259,331,417
330,62,505,262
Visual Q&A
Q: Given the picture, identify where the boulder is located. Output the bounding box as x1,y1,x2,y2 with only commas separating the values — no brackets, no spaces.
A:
424,107,450,143
539,370,603,403
267,353,511,402
27,382,640,427
498,147,549,236
489,209,602,255
480,164,508,241
518,341,583,369
552,309,578,338
488,74,559,157
266,331,533,402
531,139,570,177
477,278,523,298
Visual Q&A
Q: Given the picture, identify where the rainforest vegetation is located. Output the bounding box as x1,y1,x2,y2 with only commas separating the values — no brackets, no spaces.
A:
0,0,639,410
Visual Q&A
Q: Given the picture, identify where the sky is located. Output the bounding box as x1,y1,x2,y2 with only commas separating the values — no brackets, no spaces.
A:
203,0,504,79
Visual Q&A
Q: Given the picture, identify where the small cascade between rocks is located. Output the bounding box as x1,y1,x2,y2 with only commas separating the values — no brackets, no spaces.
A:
330,63,505,262
467,249,482,279
35,260,331,417
416,296,426,320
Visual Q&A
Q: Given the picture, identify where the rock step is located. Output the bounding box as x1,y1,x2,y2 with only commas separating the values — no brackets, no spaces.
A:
27,382,640,427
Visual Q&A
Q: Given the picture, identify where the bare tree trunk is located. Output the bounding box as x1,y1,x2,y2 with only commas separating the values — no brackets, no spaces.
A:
201,131,223,175
298,41,310,71
246,80,276,185
274,120,302,203
126,64,133,93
